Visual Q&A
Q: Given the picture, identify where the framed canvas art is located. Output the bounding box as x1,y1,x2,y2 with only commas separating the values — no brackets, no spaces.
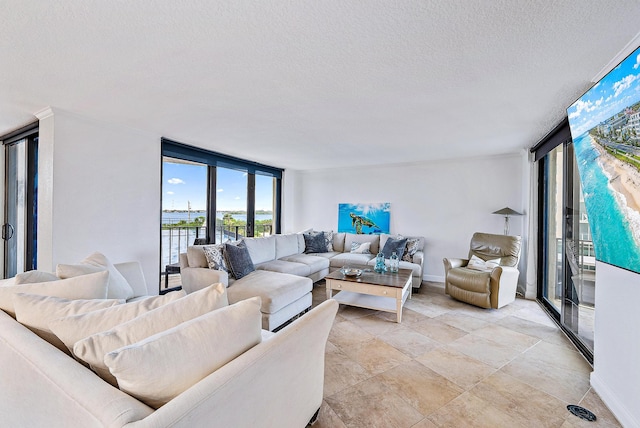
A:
338,203,390,234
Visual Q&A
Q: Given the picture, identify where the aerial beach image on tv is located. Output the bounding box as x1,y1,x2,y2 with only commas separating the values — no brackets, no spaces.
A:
567,45,640,273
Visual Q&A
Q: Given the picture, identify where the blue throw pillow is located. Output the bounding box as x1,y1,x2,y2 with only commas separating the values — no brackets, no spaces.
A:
303,233,328,253
381,237,408,259
224,242,255,280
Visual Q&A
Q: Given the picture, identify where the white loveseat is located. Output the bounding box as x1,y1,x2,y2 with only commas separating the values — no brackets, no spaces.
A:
180,232,425,330
0,261,338,427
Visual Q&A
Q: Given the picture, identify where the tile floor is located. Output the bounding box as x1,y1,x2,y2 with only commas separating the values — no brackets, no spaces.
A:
311,281,621,428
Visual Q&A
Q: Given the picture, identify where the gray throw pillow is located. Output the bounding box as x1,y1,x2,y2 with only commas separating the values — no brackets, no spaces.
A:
303,233,328,253
381,237,407,259
224,242,255,280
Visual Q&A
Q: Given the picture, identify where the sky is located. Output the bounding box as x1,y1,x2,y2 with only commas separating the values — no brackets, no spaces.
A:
567,45,640,138
162,161,274,211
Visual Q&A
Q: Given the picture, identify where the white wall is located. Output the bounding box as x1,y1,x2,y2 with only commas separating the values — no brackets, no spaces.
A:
37,109,161,294
285,153,527,283
591,262,640,427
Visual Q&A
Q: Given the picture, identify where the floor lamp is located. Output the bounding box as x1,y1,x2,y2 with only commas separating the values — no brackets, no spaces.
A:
492,207,522,235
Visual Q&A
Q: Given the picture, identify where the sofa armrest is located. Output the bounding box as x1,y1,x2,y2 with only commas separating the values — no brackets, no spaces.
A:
443,257,468,271
180,267,229,294
126,299,339,428
179,253,189,270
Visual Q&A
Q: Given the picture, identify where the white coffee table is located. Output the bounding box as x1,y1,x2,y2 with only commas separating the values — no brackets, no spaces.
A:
325,266,413,323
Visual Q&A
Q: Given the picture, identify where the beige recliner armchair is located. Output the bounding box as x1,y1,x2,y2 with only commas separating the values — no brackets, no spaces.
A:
443,232,522,309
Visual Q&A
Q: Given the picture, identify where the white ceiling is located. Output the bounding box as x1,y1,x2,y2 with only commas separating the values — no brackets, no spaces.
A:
2,1,640,170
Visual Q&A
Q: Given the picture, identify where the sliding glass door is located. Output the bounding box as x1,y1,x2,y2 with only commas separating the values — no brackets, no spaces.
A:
539,138,595,360
2,127,38,278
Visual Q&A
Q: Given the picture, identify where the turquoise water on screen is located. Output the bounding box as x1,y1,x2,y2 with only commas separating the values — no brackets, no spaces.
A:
574,132,640,272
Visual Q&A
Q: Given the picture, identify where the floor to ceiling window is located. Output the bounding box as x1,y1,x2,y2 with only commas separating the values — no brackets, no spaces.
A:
160,139,282,291
535,119,595,362
1,123,38,278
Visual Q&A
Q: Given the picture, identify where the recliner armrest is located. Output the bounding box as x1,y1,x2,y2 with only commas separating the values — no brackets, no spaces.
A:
443,258,468,271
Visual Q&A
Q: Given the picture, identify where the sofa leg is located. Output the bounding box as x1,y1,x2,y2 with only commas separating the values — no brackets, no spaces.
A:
412,287,420,294
308,407,320,426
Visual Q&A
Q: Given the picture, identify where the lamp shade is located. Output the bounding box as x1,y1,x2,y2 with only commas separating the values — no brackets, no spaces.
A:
492,207,522,216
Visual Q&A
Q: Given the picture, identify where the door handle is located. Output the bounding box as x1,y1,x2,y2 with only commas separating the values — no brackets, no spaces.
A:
2,224,14,240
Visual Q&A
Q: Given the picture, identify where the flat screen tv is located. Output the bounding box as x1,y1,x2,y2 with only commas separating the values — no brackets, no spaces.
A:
567,45,640,274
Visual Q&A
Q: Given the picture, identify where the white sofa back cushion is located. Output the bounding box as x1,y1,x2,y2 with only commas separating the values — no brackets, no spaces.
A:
243,236,276,264
344,233,380,254
0,270,109,317
74,283,228,386
104,296,262,409
187,245,209,268
275,234,299,259
50,289,185,353
13,294,123,353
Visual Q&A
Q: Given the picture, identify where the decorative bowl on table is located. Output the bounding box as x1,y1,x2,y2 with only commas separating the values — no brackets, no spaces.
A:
340,266,363,277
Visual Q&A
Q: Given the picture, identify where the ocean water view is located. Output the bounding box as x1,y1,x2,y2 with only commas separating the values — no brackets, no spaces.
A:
162,211,272,223
575,133,640,272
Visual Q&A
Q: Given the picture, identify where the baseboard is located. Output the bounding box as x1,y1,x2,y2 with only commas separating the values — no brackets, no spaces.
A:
423,274,444,283
590,371,639,427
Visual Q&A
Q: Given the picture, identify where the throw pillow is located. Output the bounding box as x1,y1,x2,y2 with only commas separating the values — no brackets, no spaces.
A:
350,242,372,254
466,255,501,272
402,238,421,262
12,293,124,353
315,230,334,252
14,270,59,284
74,283,228,386
49,289,186,353
224,242,255,280
381,236,408,259
0,270,109,317
104,296,262,409
303,232,328,253
56,252,135,300
202,244,228,272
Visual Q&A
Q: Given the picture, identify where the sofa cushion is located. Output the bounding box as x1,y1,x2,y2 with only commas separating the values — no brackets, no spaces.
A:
226,270,312,314
332,232,346,252
104,296,262,409
243,236,276,265
225,242,255,280
278,254,330,274
14,270,59,284
74,283,228,386
202,244,228,272
275,234,300,259
187,245,209,268
381,236,407,259
50,289,186,353
330,252,375,268
12,294,123,353
0,271,109,317
57,252,135,300
344,233,380,254
255,260,311,277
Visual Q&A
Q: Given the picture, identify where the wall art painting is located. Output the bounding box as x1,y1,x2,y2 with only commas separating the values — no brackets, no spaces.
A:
338,203,390,234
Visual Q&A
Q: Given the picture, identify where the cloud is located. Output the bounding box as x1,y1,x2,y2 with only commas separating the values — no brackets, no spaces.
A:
634,54,640,69
613,74,640,97
166,191,174,195
568,97,603,119
235,196,241,200
167,178,185,185
217,188,224,192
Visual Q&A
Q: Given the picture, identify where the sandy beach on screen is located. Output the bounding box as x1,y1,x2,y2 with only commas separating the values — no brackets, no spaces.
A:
593,141,640,213
592,138,640,247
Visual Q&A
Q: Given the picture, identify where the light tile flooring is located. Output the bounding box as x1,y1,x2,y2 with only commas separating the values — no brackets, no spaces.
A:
311,281,620,428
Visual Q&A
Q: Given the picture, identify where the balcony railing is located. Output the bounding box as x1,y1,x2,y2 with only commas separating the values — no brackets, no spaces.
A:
161,223,273,268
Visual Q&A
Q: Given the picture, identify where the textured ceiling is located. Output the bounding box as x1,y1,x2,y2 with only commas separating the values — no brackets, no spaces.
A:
2,1,640,170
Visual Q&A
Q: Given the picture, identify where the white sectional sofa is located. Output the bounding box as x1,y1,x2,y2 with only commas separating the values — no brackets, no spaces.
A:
180,231,425,330
0,261,338,427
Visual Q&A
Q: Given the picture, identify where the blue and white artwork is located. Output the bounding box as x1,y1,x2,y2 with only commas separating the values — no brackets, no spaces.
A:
338,203,390,234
